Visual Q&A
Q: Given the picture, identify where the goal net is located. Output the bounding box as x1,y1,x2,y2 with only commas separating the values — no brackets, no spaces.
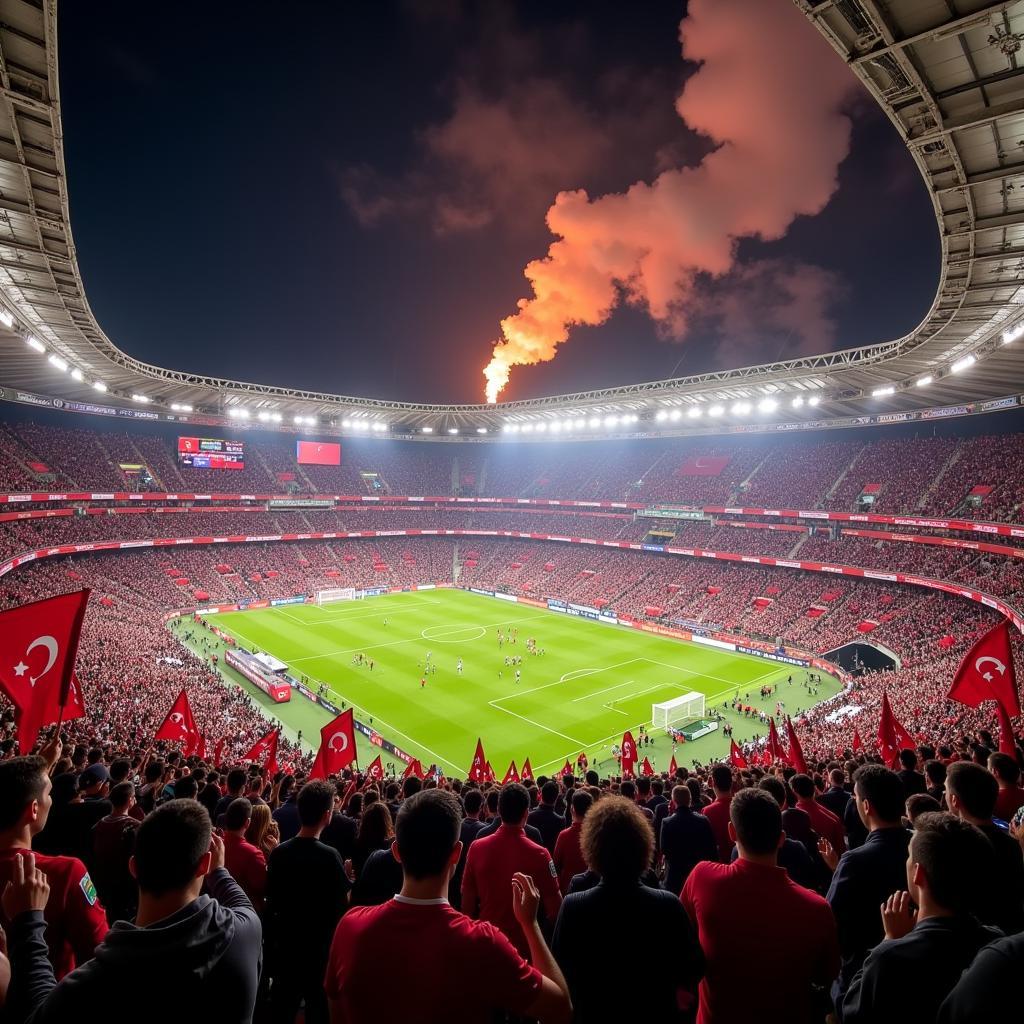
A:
316,587,359,605
652,691,705,731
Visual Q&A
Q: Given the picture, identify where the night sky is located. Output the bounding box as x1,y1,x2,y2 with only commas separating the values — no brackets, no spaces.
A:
59,1,939,405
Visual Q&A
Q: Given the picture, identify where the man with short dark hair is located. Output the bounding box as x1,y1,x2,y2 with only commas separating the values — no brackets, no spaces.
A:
896,749,926,798
0,756,109,978
265,780,350,1024
660,785,717,896
214,767,247,824
824,764,912,1013
553,791,591,895
222,798,267,913
938,930,1024,1022
554,796,702,1021
924,759,947,805
842,812,1002,1024
819,769,851,820
528,781,565,855
946,760,1024,934
699,764,734,862
2,799,261,1022
462,783,562,957
682,788,839,1024
449,789,486,909
325,790,572,1023
90,782,139,925
791,773,845,856
989,751,1024,821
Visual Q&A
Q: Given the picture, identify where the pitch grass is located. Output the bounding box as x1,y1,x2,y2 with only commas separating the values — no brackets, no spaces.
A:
171,590,842,777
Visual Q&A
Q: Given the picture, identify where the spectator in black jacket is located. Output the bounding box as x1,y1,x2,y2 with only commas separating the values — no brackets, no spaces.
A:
528,782,566,855
818,769,852,821
450,789,486,908
896,749,927,798
660,786,717,896
823,764,912,1014
553,796,703,1022
3,799,261,1024
946,760,1024,935
938,931,1024,1022
842,813,1001,1024
924,759,947,805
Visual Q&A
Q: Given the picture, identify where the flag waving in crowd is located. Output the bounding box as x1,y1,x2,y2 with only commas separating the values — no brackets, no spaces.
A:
520,758,534,782
785,717,808,774
729,739,747,769
502,761,520,784
402,758,424,780
155,689,200,757
243,728,279,776
310,708,357,779
620,731,638,777
363,755,384,783
877,691,915,768
468,738,488,782
0,590,91,751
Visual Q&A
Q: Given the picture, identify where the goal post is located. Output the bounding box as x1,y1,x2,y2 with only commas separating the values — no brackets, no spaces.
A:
315,587,359,606
652,691,705,731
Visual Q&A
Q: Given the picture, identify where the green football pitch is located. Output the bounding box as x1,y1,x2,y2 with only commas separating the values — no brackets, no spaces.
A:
170,589,842,776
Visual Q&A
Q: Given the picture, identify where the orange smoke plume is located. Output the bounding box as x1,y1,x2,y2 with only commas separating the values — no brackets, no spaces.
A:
483,0,855,403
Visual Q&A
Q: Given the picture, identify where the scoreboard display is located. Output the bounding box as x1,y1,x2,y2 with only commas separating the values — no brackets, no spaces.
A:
178,437,245,470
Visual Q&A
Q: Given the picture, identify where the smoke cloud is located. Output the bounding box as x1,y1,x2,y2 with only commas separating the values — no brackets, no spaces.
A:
483,0,856,403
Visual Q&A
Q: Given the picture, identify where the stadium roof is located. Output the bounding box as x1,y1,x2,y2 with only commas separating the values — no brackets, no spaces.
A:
1,0,1024,438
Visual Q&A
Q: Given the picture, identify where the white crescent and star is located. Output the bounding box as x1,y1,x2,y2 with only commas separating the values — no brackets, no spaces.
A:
11,635,59,689
328,731,349,752
975,656,1007,682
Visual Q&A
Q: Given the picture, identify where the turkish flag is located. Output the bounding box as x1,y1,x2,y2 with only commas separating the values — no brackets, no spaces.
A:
195,734,207,762
729,740,747,769
520,758,534,782
468,738,488,782
877,692,915,768
502,761,520,784
561,760,573,778
767,719,787,765
996,702,1018,757
852,729,864,753
309,709,357,779
484,761,496,783
213,737,226,769
0,590,91,751
620,731,638,777
669,755,678,776
364,755,384,783
402,758,424,779
640,757,654,777
243,728,279,776
785,718,808,774
155,689,200,756
948,620,1020,716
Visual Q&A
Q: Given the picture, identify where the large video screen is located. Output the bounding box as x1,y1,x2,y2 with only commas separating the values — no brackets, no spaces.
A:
178,437,245,470
297,440,341,466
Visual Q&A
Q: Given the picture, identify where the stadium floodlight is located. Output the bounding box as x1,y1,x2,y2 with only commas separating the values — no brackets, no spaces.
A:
293,415,304,424
791,396,804,408
271,412,283,422
656,410,668,422
171,403,193,412
731,401,751,415
448,427,459,434
916,375,932,387
588,417,601,428
550,422,562,433
574,418,586,429
562,419,574,430
257,411,271,421
0,309,12,328
1002,324,1024,344
372,421,386,431
950,354,975,373
808,396,820,406
131,393,151,404
604,415,618,427
708,404,724,417
535,422,547,432
26,335,45,353
70,367,83,381
522,423,534,433
687,407,701,419
758,398,777,413
93,381,108,393
670,409,682,421
48,354,68,371
422,426,434,433
872,386,895,397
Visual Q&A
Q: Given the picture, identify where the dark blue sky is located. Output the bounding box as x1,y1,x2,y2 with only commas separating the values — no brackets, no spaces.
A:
58,1,939,404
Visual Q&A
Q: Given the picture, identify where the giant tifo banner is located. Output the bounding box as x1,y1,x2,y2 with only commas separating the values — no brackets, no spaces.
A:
676,455,731,477
1,527,1021,633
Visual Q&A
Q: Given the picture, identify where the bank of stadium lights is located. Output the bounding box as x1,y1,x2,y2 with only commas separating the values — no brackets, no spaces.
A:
257,411,283,423
421,426,434,434
448,428,459,435
171,403,193,413
791,396,804,408
757,398,778,413
731,401,751,416
476,427,488,434
1003,323,1024,345
93,381,107,393
687,407,701,419
47,353,68,372
26,335,45,353
227,407,248,419
293,415,317,426
950,354,976,374
70,368,83,382
916,375,933,387
871,386,895,397
0,309,13,328
807,396,820,407
131,394,151,404
708,404,724,417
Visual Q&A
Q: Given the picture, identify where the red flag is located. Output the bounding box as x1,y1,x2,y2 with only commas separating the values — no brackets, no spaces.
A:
877,692,915,768
561,760,573,778
785,718,808,774
669,754,678,775
402,758,424,779
620,731,637,777
0,590,91,751
309,709,357,779
243,728,279,775
852,729,864,753
640,757,654,777
502,760,520,784
364,755,384,783
767,719,787,765
948,620,1020,716
729,739,747,769
155,689,200,756
195,734,207,761
484,760,496,783
996,702,1018,757
520,758,534,782
468,738,487,782
213,736,226,769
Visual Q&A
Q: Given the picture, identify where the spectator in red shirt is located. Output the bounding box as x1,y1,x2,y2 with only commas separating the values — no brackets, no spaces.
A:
989,752,1024,822
553,791,591,895
681,788,840,1024
324,789,571,1024
222,798,267,913
699,764,733,862
0,754,109,979
791,773,846,857
462,783,562,958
